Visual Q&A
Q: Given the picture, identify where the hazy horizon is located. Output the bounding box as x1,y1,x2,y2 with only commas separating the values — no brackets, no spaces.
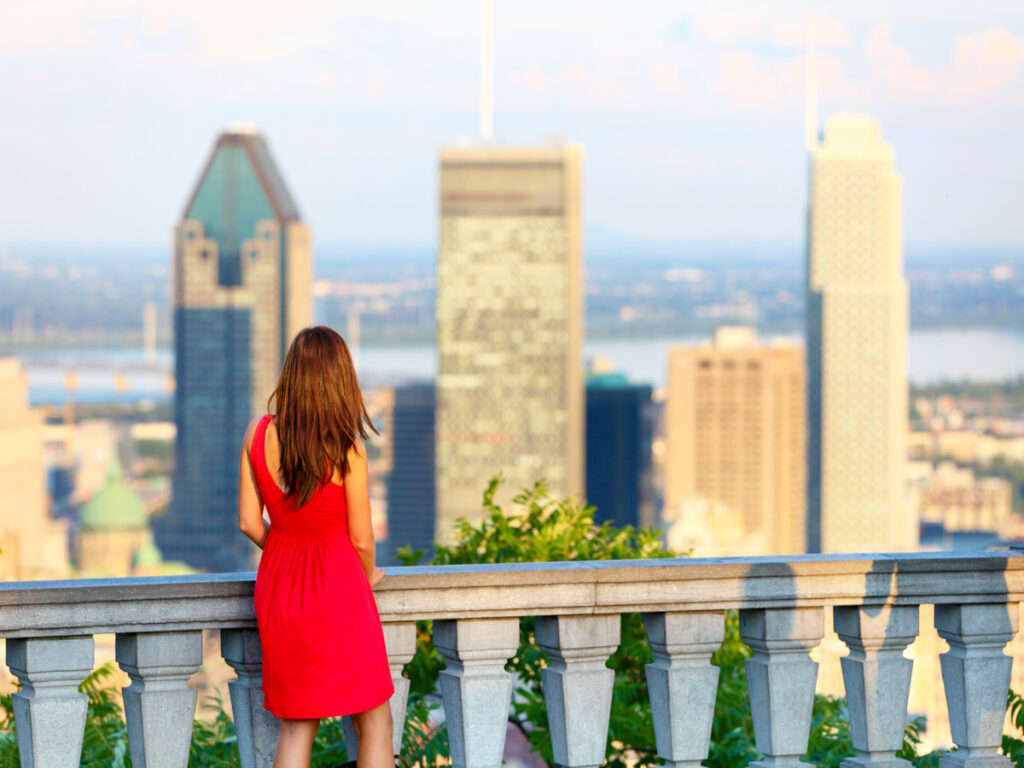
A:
3,239,1022,266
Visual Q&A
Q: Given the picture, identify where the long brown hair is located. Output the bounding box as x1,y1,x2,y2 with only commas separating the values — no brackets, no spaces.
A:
267,326,377,507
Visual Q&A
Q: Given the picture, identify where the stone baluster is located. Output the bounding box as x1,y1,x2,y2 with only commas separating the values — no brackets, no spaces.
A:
116,631,204,768
641,611,724,768
222,628,279,768
534,615,621,768
7,635,94,768
739,607,823,768
834,605,919,768
342,621,419,758
433,617,519,768
934,603,1018,768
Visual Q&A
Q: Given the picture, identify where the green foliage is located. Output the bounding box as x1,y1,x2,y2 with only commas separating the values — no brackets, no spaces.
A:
704,611,757,768
909,376,1024,410
417,476,675,566
79,663,131,766
803,695,852,767
310,718,348,766
898,717,943,768
1004,688,1024,766
189,690,240,767
0,681,19,767
0,662,133,768
396,476,679,768
399,695,449,767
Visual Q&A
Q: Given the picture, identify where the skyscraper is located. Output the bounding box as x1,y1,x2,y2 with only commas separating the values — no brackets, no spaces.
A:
157,128,311,572
806,114,912,554
435,143,584,541
585,370,654,530
383,383,436,565
664,327,806,556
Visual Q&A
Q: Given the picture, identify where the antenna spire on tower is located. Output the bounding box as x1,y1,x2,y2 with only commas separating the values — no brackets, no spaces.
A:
480,0,494,143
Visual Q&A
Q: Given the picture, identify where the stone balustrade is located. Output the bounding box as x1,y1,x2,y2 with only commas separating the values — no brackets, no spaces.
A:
0,551,1021,768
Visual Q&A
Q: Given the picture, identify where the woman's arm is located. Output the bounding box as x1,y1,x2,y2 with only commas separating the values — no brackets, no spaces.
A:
238,418,270,550
345,440,384,587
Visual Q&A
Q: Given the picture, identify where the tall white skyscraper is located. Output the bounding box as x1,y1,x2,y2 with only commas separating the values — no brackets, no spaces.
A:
806,113,914,553
435,143,584,542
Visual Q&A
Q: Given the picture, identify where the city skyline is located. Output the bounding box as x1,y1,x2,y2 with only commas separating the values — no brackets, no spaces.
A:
0,3,1023,761
2,2,1024,251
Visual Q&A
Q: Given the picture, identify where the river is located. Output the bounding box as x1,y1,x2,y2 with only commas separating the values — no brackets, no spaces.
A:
15,328,1024,405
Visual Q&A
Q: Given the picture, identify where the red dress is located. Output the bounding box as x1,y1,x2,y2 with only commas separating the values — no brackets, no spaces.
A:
250,414,394,718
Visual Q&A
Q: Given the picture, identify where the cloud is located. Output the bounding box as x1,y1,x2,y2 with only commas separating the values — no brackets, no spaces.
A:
689,9,850,50
507,56,704,113
705,50,798,110
691,10,764,47
773,17,851,50
951,26,1024,99
863,23,1024,107
866,25,936,95
0,0,470,64
0,1,124,55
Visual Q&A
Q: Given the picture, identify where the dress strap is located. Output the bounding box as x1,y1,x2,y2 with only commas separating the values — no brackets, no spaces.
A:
250,414,275,488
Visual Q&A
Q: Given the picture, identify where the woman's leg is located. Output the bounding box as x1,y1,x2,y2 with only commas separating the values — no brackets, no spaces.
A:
273,717,320,768
349,700,394,768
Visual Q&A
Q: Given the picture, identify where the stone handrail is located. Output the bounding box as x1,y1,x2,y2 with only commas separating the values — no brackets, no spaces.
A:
1,551,1021,767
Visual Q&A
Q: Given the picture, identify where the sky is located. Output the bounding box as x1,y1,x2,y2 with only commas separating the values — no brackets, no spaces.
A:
2,0,1024,252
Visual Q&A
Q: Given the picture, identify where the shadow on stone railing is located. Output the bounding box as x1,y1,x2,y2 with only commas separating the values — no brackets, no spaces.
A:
0,551,1020,768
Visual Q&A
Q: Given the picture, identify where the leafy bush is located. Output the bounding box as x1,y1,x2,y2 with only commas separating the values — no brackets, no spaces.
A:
1004,689,1024,766
397,477,678,768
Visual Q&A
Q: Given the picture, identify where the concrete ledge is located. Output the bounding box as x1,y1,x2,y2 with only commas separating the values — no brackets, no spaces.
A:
0,552,1020,638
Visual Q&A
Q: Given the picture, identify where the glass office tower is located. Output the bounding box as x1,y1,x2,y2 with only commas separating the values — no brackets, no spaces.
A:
156,128,311,572
435,143,585,542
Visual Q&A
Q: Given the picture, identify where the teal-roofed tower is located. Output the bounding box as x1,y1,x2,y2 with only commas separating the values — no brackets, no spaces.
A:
156,127,312,572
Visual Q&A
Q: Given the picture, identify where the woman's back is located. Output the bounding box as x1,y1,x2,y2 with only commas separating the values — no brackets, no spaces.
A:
249,415,350,539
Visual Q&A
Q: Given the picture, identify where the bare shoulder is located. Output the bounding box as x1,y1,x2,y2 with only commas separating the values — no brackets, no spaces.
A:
241,415,264,451
346,438,367,463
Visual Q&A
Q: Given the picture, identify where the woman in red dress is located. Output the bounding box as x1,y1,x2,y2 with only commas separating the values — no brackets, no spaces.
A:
238,326,395,768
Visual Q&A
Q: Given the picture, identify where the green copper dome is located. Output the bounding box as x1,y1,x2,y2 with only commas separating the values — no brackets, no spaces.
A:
80,454,148,532
133,531,164,567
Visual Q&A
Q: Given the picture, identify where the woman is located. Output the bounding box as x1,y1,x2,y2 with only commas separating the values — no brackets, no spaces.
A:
238,326,394,768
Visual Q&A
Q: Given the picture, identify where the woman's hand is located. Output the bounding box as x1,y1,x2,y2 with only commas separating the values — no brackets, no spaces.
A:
369,567,385,588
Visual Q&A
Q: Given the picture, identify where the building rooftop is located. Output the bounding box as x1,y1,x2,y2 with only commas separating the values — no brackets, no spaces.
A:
79,454,148,532
183,130,301,224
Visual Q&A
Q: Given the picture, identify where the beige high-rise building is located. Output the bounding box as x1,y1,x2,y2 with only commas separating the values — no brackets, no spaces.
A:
664,327,806,556
807,113,913,553
0,358,70,580
435,143,584,541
